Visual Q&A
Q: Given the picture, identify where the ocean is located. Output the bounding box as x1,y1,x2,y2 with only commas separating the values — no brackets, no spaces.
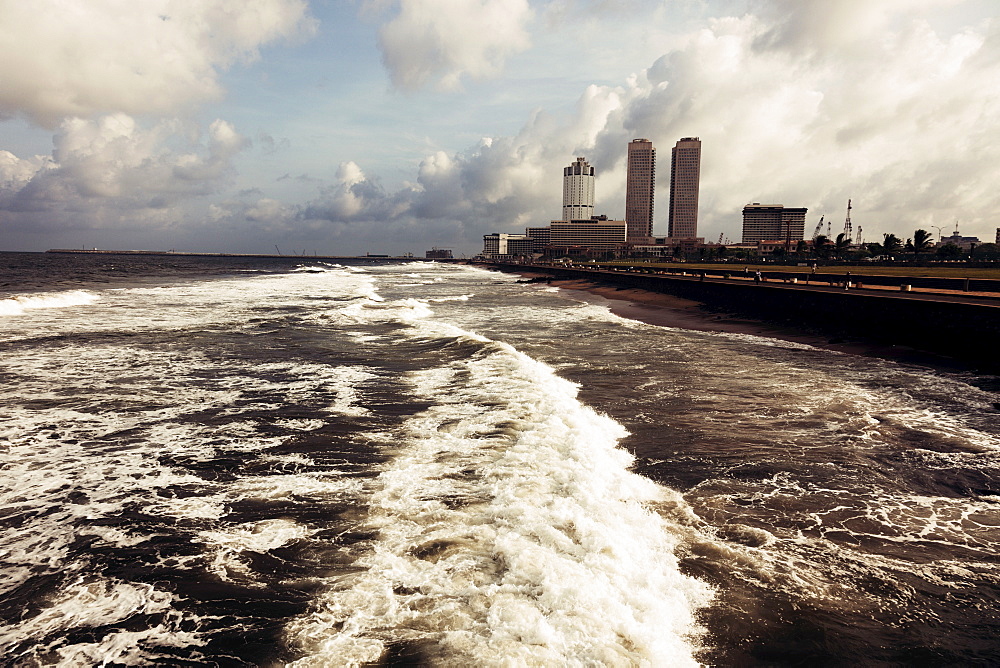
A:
1,252,998,666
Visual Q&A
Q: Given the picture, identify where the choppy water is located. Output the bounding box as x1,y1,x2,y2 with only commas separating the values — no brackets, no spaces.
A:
1,252,998,666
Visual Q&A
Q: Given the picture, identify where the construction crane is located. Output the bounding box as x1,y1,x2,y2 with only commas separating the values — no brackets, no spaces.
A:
812,215,825,240
844,199,853,239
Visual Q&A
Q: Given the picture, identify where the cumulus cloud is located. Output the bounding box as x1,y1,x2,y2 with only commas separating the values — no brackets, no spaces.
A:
668,4,1000,237
4,1,998,254
0,0,315,127
368,0,533,90
1,115,250,229
331,0,1000,247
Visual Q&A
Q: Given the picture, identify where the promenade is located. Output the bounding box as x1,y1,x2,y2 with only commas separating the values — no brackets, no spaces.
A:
485,261,1000,372
637,268,1000,306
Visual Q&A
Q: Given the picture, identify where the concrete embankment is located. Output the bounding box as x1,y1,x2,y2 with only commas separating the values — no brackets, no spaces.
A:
639,265,1000,293
489,263,1000,372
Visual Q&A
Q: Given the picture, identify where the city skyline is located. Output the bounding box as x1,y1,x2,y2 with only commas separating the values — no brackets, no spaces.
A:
1,2,998,256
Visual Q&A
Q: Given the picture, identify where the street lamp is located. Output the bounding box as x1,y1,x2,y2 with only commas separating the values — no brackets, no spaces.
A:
931,225,944,243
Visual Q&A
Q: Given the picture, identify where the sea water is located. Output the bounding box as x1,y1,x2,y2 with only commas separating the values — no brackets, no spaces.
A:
0,253,998,666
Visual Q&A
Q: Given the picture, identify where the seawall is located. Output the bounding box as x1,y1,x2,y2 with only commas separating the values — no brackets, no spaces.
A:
488,263,1000,373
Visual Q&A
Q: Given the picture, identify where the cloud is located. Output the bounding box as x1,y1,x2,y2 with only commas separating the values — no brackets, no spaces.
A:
298,1,1000,249
0,115,250,229
4,1,998,254
0,0,316,127
305,125,554,224
368,0,533,90
257,132,291,155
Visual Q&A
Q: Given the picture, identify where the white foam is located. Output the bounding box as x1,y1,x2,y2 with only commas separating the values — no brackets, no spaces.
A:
200,519,311,581
0,263,445,660
0,578,203,666
427,294,473,302
274,418,328,432
0,336,377,598
292,264,344,273
287,336,713,666
0,290,99,316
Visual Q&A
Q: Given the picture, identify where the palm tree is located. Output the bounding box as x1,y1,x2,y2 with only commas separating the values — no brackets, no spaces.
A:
834,232,851,258
882,233,902,255
813,234,831,259
912,229,932,254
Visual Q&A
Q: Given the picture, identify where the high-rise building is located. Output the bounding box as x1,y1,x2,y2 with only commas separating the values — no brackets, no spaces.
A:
668,137,701,239
741,204,808,244
562,157,595,221
625,139,655,242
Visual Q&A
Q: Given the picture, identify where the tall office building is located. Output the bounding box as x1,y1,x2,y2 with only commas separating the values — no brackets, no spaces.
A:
668,137,701,239
562,157,595,220
741,204,808,244
625,139,655,242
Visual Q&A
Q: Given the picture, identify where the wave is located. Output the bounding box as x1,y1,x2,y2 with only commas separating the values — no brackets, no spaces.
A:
286,300,714,666
427,294,473,302
0,290,99,316
0,578,200,665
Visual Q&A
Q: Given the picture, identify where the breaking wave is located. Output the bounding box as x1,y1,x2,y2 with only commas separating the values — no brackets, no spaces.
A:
0,290,99,316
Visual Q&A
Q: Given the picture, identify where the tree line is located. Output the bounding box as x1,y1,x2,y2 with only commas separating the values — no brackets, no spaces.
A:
707,229,999,261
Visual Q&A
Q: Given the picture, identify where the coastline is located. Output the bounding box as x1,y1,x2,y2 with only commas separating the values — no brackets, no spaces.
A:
521,274,974,371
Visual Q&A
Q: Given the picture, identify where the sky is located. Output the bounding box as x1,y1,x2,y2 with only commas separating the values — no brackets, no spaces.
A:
1,0,998,257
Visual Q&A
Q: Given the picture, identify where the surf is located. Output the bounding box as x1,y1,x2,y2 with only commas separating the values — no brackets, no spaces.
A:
286,291,714,666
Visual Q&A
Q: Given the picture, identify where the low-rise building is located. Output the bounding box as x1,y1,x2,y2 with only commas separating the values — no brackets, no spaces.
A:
482,233,533,259
548,218,627,253
757,239,812,255
655,236,706,255
526,227,551,248
936,231,981,251
742,204,807,244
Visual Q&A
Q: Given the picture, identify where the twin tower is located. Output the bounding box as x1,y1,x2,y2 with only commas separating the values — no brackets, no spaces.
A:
562,137,701,243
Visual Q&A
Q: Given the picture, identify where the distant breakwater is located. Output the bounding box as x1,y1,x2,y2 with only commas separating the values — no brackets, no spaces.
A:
488,262,1000,373
45,249,458,262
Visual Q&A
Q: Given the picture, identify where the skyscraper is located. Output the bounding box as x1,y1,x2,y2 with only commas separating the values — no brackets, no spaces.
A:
668,137,701,239
562,157,595,221
625,139,655,242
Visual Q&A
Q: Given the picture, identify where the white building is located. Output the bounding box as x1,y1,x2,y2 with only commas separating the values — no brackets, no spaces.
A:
562,157,595,221
936,230,981,251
